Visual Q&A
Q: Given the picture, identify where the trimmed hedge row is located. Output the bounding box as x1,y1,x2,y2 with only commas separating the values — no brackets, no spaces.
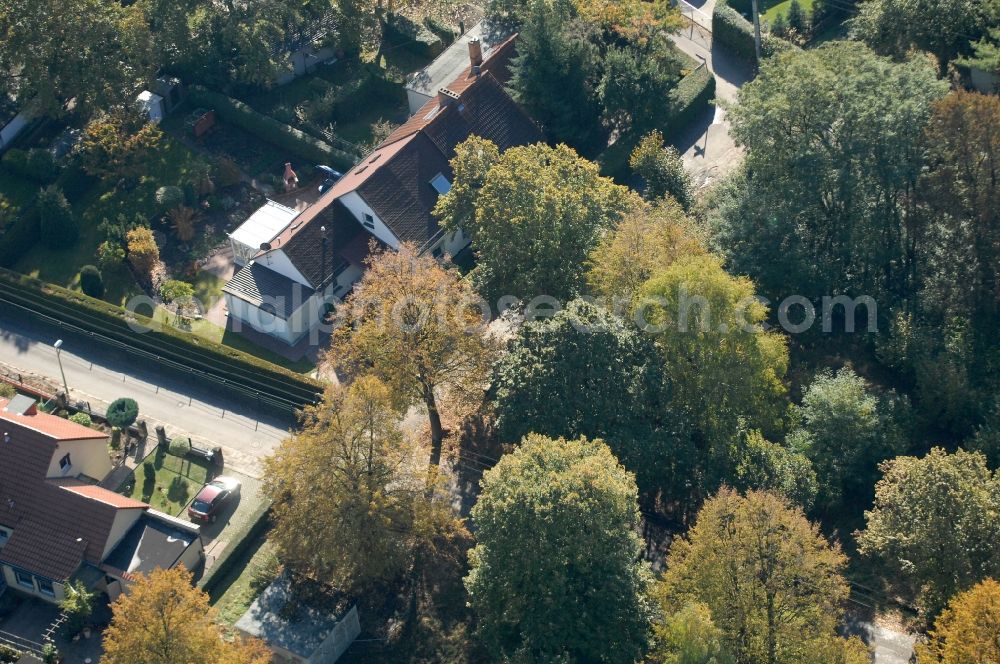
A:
668,65,717,135
198,500,271,594
712,0,796,64
713,2,760,62
0,268,323,411
186,86,356,171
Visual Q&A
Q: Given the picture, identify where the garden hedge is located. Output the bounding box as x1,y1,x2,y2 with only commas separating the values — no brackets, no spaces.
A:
667,65,717,135
598,65,717,183
712,0,796,64
198,500,271,594
0,268,323,413
186,86,356,172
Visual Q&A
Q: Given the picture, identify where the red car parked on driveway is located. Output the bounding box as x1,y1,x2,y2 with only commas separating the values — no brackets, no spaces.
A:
188,476,241,524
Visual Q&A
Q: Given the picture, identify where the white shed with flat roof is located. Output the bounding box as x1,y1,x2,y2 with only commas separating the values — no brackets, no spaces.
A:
229,200,299,266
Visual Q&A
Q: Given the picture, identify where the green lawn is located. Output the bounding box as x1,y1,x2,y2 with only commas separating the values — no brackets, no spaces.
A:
122,448,212,516
763,0,815,24
210,537,276,625
13,136,214,304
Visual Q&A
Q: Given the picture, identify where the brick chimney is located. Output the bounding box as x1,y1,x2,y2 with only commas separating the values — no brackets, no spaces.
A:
468,37,483,67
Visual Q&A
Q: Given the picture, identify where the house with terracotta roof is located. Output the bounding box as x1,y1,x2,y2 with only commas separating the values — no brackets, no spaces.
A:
223,33,542,346
0,397,202,604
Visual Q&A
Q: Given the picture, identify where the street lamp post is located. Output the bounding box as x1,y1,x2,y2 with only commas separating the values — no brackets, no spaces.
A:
53,339,70,400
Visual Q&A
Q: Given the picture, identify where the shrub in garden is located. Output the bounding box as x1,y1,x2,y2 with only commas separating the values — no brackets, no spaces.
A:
106,397,139,429
76,112,163,181
69,412,93,427
168,435,192,457
79,265,104,298
168,206,197,242
1,147,58,183
97,240,126,270
59,581,95,636
160,279,195,305
787,0,807,34
155,186,184,213
126,227,159,276
37,185,78,249
629,130,694,210
0,383,15,399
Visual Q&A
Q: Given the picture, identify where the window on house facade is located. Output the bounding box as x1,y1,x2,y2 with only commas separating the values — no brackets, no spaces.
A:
430,173,452,196
14,569,33,589
0,526,9,548
362,213,375,230
36,578,54,597
432,245,444,259
59,453,71,472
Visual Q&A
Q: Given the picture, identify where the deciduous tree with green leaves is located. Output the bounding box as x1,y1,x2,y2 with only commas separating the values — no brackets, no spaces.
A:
787,367,908,516
849,0,994,72
0,0,155,116
858,448,1000,617
436,140,634,304
466,434,653,662
715,43,946,307
656,488,868,664
638,255,789,496
490,298,692,500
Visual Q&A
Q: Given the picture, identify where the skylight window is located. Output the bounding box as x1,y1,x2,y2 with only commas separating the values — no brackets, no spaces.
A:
430,173,452,196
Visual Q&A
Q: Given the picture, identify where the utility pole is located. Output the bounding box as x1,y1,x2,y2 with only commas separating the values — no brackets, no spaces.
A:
751,0,763,72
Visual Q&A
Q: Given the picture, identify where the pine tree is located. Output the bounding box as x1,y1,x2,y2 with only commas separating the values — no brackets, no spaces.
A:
787,0,807,35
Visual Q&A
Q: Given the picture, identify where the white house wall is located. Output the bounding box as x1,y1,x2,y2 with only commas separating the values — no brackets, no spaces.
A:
225,293,296,345
339,192,400,249
2,565,67,603
255,249,312,286
46,437,113,482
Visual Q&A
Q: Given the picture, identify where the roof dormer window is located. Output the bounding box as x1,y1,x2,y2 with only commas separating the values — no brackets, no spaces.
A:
430,173,452,196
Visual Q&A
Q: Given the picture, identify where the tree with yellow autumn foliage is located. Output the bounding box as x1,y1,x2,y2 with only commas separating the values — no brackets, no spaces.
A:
101,567,269,664
915,578,1000,664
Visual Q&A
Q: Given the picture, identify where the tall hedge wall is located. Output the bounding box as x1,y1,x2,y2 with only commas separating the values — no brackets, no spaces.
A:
712,0,796,64
187,86,356,171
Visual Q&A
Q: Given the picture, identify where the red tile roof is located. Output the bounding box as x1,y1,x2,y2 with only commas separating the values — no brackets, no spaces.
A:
0,400,108,441
253,33,539,275
61,484,148,509
0,410,147,581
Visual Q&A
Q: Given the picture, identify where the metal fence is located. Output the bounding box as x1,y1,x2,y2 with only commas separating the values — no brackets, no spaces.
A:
677,0,713,32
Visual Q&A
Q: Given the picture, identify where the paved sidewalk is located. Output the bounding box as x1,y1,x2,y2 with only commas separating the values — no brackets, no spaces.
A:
669,23,753,190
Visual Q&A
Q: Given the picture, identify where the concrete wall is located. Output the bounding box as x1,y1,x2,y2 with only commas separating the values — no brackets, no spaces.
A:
225,294,297,345
46,437,112,482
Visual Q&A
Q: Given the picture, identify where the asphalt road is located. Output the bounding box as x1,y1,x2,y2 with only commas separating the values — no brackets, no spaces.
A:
0,310,294,477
